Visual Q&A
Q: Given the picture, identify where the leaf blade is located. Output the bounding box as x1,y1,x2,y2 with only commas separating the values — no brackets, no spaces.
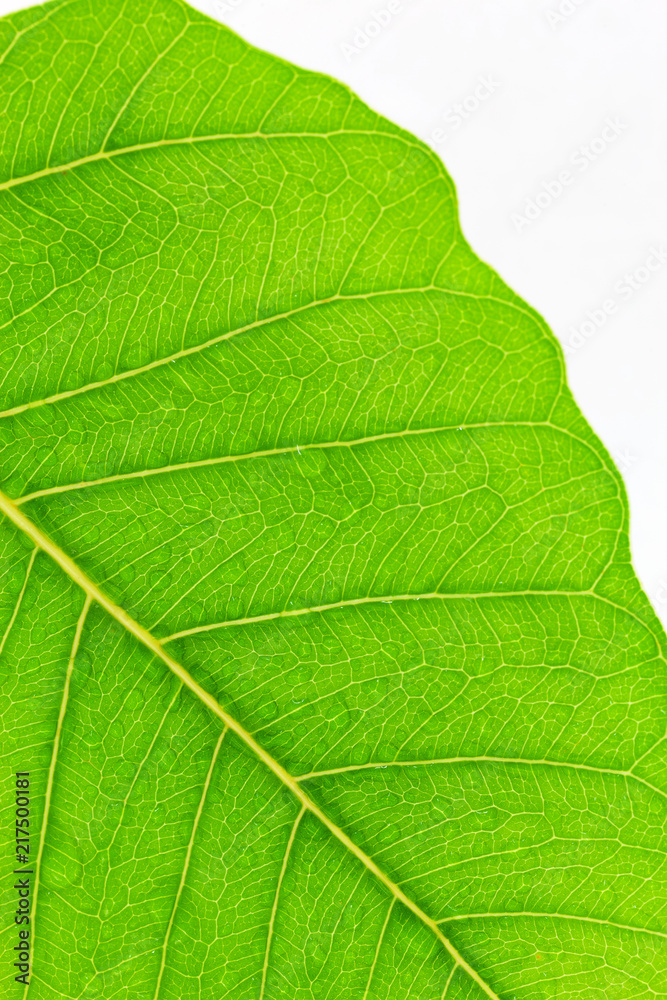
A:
1,2,666,997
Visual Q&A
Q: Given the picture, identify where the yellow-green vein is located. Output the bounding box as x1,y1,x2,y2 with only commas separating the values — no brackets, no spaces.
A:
153,727,227,1000
259,805,306,1000
0,546,37,657
0,487,502,1000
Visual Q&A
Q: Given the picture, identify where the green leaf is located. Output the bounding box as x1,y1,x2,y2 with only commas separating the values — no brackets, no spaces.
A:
0,1,665,997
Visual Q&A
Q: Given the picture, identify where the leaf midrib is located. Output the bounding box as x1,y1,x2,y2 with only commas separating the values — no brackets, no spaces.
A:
0,486,501,1000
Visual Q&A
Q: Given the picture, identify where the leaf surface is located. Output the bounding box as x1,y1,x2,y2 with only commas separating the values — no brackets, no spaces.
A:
0,2,666,998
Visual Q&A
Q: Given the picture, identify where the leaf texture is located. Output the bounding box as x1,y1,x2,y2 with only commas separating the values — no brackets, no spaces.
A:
0,2,666,997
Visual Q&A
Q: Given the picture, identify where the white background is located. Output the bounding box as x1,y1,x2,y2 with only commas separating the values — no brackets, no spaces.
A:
2,0,666,624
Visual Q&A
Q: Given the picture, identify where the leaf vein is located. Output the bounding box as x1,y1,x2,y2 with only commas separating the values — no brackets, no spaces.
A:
0,487,502,1000
259,804,306,1000
152,727,227,1000
438,911,667,941
0,287,544,422
295,755,667,805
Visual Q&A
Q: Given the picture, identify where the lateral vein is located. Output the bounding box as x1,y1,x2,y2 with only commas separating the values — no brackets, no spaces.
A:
0,286,536,422
153,728,227,1000
0,128,427,195
259,805,306,1000
442,963,458,999
0,546,37,656
438,911,667,941
14,420,550,504
362,897,395,1000
295,755,667,806
161,589,606,643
